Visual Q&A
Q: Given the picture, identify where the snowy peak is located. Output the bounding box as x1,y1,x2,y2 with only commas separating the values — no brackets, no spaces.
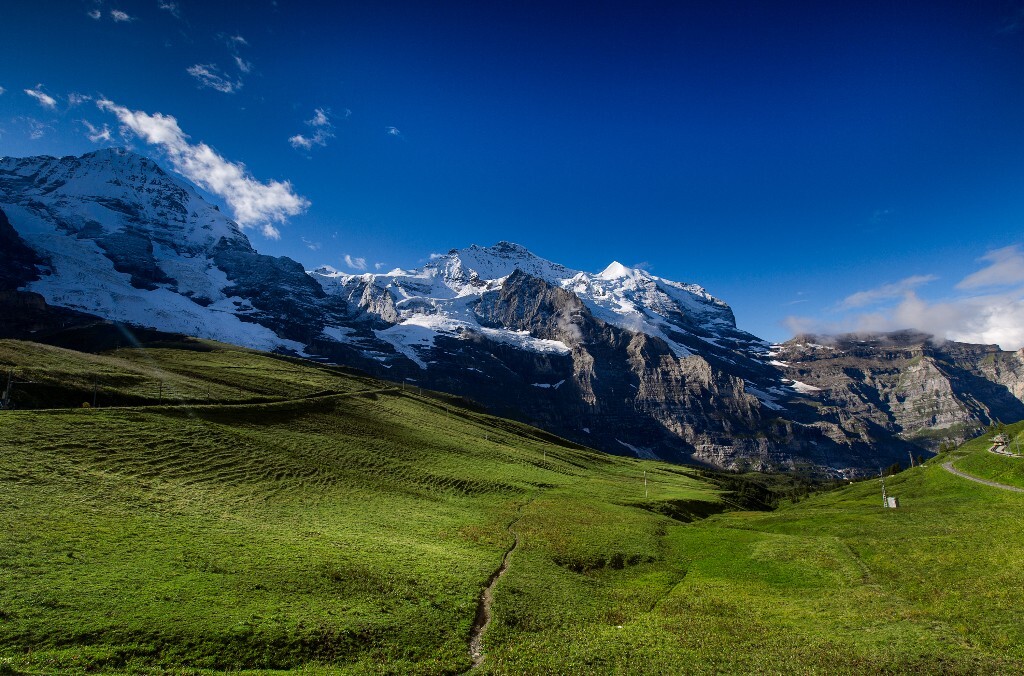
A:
428,241,577,284
0,148,247,251
0,149,306,352
597,261,634,280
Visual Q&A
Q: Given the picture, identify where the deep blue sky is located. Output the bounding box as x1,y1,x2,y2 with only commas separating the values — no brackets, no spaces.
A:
3,1,1024,345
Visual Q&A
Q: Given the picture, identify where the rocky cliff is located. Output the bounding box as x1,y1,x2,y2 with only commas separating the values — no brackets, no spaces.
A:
771,332,1024,450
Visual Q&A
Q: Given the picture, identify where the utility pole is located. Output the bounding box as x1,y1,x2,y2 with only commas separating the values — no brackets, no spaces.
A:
908,450,915,468
644,470,648,498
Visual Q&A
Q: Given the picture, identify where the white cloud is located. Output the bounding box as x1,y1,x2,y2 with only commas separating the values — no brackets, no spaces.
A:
81,120,112,143
288,134,315,151
87,8,101,19
786,244,1024,350
110,9,134,22
957,245,1024,290
25,119,48,140
228,34,248,46
289,108,335,151
301,237,321,251
386,126,401,137
24,85,57,109
186,64,241,93
97,98,310,238
158,1,180,17
344,254,368,271
374,262,385,270
0,86,5,96
310,109,329,127
68,92,92,107
838,274,938,310
234,56,252,73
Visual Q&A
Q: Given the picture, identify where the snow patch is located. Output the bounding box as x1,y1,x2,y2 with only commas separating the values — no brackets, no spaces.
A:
616,439,660,460
531,379,566,389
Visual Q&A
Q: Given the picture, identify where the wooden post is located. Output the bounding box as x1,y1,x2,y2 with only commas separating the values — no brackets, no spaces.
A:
644,470,648,498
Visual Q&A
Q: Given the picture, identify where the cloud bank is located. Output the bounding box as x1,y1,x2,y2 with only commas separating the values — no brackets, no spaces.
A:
97,99,309,238
787,245,1024,350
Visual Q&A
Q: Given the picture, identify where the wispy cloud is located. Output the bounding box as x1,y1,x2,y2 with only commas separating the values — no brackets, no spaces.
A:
344,254,368,271
24,118,49,140
68,92,92,107
81,120,112,143
24,85,57,109
837,274,938,310
956,245,1024,290
289,108,335,151
386,126,402,137
87,8,101,19
374,262,385,271
158,1,180,18
110,9,134,22
786,245,1024,350
301,236,321,251
97,99,310,238
186,64,241,93
221,34,252,73
0,86,5,96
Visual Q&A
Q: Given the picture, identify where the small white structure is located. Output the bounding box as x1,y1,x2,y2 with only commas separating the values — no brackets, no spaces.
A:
885,496,900,509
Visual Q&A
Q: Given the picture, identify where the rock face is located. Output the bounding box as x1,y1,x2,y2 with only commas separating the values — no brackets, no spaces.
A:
1,149,1022,474
0,207,42,291
771,332,1024,450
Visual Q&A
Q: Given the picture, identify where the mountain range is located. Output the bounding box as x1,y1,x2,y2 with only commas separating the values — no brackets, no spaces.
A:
3,148,1023,474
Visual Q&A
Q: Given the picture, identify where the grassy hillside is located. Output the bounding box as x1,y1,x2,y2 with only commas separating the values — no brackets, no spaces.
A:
3,337,1024,673
0,338,721,674
952,420,1024,489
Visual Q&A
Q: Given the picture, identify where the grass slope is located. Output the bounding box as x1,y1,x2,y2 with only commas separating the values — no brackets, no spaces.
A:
953,420,1024,489
0,339,720,674
3,338,1024,673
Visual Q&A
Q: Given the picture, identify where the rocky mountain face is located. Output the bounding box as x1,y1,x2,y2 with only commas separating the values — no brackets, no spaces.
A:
771,332,1024,450
2,149,1022,475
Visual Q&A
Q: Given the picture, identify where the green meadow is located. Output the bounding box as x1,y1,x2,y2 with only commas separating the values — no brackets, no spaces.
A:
1,337,1023,673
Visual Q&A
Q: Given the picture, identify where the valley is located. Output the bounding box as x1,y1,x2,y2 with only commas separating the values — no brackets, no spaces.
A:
2,337,1023,673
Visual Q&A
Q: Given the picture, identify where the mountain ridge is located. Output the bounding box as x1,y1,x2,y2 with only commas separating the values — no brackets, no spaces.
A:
2,148,1022,473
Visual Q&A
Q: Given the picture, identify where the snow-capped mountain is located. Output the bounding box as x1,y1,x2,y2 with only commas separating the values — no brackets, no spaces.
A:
5,149,1022,473
310,241,763,368
0,148,337,351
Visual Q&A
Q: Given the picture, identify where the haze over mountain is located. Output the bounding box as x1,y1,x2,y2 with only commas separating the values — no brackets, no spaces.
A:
4,149,1024,474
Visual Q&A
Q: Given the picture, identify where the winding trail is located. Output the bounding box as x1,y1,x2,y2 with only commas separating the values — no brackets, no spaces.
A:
942,460,1024,493
468,497,535,670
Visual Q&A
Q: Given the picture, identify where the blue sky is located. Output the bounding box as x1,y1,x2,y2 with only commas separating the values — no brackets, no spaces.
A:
3,1,1024,347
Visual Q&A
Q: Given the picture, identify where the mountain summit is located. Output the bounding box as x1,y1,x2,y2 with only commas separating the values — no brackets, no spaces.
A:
3,149,1023,473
